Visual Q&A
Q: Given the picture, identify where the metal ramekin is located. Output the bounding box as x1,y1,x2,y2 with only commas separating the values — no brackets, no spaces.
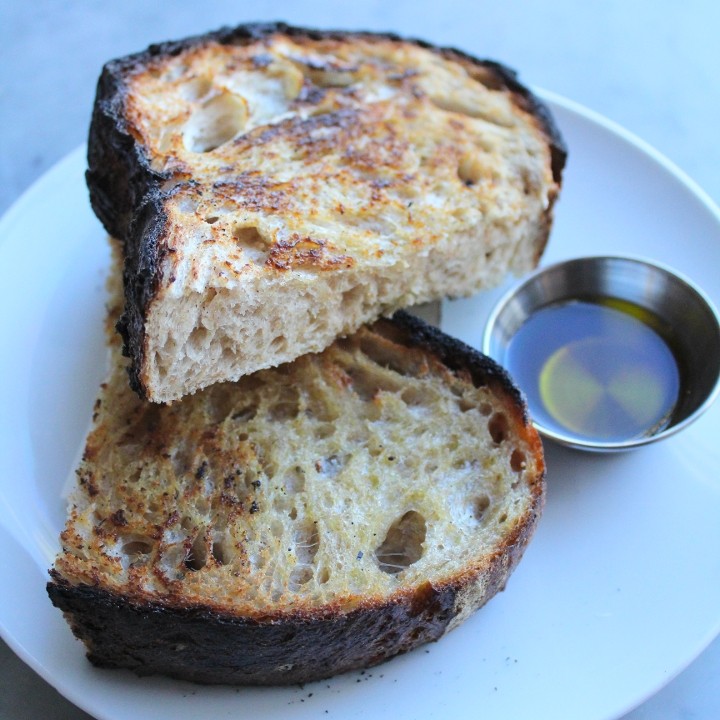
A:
483,256,720,451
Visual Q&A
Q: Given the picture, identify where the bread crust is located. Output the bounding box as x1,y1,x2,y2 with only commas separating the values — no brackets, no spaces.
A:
86,22,566,400
48,310,544,685
48,481,540,687
385,311,533,424
48,505,534,686
47,573,455,685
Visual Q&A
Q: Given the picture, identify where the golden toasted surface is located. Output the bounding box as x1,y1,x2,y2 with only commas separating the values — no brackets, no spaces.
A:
123,32,557,287
88,25,564,402
54,315,544,618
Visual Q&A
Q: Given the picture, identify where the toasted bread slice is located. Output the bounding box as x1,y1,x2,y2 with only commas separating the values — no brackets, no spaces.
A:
47,252,545,686
87,22,565,403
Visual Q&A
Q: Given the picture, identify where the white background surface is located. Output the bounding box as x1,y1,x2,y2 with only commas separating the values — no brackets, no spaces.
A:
1,1,718,718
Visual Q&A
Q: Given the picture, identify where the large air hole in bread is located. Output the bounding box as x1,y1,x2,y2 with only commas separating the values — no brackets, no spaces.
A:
232,225,272,265
488,412,509,443
185,530,208,571
375,511,427,575
183,91,248,152
180,74,213,102
473,494,491,522
120,539,152,564
458,152,485,186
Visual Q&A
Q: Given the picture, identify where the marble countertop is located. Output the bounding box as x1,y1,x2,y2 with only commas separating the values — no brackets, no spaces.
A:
1,1,718,718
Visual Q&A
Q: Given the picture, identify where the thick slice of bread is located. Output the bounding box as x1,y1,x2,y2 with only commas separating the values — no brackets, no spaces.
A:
87,22,566,403
47,255,545,685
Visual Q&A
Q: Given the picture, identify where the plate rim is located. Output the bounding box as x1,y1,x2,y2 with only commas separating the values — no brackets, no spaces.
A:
2,90,720,720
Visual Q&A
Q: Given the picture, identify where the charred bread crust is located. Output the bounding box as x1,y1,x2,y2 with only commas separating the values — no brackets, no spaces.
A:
86,22,567,399
47,485,538,686
388,310,534,427
115,195,167,381
87,21,568,219
47,572,456,685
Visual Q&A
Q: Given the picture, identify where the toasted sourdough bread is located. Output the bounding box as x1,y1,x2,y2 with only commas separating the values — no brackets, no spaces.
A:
87,22,566,403
47,247,545,685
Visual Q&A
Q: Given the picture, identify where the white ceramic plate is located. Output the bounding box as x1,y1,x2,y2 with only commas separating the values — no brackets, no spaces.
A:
1,94,720,720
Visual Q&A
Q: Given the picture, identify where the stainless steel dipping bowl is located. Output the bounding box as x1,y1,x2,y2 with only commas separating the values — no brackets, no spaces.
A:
483,256,720,451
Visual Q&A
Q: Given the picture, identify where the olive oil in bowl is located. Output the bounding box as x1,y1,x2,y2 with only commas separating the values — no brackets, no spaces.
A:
484,256,720,451
505,300,681,444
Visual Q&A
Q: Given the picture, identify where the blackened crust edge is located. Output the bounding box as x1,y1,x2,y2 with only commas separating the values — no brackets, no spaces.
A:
46,480,540,688
114,195,168,394
46,573,455,685
86,21,567,399
388,310,534,427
